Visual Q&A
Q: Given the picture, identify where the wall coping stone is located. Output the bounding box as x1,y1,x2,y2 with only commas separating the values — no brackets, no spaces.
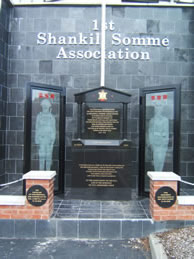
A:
0,195,26,205
178,196,194,205
147,171,181,181
23,171,56,180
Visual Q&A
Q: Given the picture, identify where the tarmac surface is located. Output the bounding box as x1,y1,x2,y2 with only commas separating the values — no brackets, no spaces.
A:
0,238,151,259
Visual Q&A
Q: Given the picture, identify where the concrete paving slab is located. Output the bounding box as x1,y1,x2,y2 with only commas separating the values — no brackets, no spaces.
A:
149,234,168,259
0,238,151,259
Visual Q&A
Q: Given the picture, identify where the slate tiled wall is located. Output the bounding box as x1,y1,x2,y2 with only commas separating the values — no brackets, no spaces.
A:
5,5,194,193
0,0,10,183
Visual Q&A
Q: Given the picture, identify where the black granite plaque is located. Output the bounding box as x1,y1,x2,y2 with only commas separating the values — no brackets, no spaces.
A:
72,144,130,188
83,103,122,139
155,186,176,208
27,185,48,206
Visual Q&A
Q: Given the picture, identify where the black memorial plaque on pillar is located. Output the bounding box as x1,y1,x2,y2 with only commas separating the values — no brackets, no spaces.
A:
71,87,131,200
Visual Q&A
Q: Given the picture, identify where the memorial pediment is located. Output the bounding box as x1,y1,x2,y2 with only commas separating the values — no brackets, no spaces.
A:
75,87,131,104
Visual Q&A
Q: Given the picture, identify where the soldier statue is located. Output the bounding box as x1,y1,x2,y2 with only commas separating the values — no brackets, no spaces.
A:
148,104,169,171
35,99,56,170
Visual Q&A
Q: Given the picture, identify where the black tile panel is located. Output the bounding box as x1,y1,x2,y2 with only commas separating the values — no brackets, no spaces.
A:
18,74,31,88
39,60,53,74
25,32,39,45
125,7,140,19
174,48,189,62
6,131,17,145
182,8,194,20
140,8,154,19
17,103,25,117
9,18,20,33
10,117,24,131
57,220,78,238
15,220,36,238
36,220,57,238
122,220,142,238
9,145,23,160
167,8,182,21
181,120,194,133
142,220,156,237
167,62,181,76
9,60,24,73
0,219,14,238
5,159,15,173
184,220,194,226
7,103,17,116
16,159,23,174
10,6,21,19
52,61,68,75
26,7,41,19
100,220,121,239
79,220,99,239
165,220,185,229
110,61,124,75
60,19,76,33
34,18,48,32
24,60,39,74
60,75,73,88
112,7,125,18
10,32,25,45
0,0,9,179
10,88,24,103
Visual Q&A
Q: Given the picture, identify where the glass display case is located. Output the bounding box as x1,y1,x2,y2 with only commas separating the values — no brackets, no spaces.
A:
24,83,65,194
139,85,181,195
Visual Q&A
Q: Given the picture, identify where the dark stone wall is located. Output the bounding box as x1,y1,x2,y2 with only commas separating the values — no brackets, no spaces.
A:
0,0,10,183
6,5,194,193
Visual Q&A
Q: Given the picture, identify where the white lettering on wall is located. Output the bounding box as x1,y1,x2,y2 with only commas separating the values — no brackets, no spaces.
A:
37,32,47,45
56,48,150,60
162,38,169,47
56,47,68,59
37,32,100,45
92,19,115,31
112,34,166,47
37,20,169,60
112,33,121,45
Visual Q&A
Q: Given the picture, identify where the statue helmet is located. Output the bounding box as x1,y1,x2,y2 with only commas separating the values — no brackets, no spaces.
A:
40,99,51,108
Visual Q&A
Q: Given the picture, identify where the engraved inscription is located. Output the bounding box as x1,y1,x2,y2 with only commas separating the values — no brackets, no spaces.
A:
155,186,176,208
157,192,174,203
79,163,125,187
86,108,120,135
27,185,48,207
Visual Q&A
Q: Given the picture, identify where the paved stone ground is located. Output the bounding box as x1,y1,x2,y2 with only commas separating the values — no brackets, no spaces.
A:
0,238,151,259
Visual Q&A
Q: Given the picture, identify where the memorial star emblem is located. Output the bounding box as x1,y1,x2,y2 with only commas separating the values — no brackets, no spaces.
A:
98,90,107,101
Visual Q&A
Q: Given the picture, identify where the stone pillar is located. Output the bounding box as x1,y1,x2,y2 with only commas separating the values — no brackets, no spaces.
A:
147,171,181,221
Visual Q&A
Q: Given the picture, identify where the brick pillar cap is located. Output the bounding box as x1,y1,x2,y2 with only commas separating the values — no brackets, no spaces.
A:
0,195,26,205
178,196,194,205
147,171,181,181
23,170,56,180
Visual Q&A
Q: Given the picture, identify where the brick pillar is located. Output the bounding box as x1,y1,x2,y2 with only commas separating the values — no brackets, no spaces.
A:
23,171,56,220
148,171,181,221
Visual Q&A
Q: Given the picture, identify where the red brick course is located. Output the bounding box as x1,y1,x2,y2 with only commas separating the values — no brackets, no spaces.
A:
0,177,55,220
150,179,194,221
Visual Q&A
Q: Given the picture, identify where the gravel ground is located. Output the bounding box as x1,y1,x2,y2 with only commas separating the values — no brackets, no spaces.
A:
156,226,194,259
